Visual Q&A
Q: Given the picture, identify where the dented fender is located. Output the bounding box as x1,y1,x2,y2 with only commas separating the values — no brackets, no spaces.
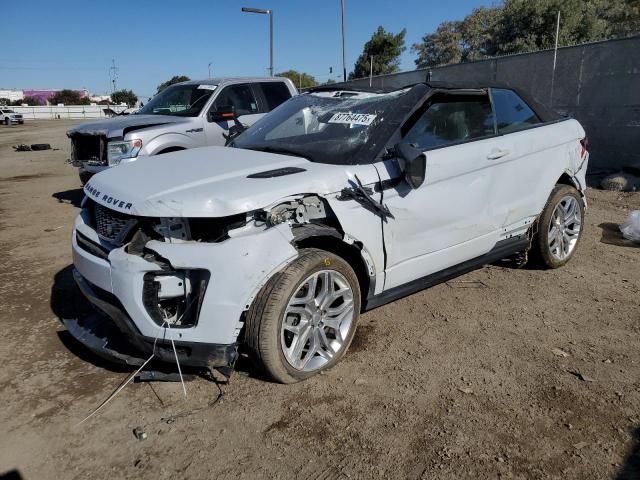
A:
145,224,298,344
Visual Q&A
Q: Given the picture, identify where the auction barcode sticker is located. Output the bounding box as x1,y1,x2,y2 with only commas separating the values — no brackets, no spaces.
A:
328,113,377,126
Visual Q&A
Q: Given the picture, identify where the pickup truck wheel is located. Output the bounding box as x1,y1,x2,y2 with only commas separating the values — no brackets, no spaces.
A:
79,171,93,186
245,248,361,383
4,118,8,125
531,184,584,269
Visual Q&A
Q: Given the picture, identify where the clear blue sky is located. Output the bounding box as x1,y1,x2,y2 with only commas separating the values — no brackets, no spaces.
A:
3,0,489,100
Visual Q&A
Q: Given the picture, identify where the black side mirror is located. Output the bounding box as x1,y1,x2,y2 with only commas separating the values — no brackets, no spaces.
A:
208,105,236,123
395,142,426,189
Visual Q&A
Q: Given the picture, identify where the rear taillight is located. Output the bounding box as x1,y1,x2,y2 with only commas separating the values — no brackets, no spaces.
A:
580,137,588,157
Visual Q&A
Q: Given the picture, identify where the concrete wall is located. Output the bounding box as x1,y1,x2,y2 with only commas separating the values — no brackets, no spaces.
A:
8,104,127,120
336,36,640,172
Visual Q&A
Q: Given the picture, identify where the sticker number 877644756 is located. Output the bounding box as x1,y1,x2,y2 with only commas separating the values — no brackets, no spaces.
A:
328,113,377,126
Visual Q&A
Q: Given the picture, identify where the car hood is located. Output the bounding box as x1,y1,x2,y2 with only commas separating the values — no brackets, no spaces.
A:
83,146,362,217
67,114,191,138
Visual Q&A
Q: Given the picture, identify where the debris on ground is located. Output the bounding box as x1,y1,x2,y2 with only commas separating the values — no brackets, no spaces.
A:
12,143,53,152
30,143,51,151
620,211,640,243
573,441,588,450
567,369,596,382
552,348,571,357
458,387,474,394
601,172,640,192
133,426,147,441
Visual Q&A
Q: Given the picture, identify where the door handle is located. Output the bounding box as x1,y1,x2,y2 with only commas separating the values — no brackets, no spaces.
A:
487,149,510,160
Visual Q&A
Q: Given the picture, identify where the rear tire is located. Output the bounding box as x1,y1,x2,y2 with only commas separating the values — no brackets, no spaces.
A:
530,184,584,269
245,248,361,383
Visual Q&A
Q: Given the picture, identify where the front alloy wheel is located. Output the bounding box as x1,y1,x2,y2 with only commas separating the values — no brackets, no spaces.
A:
245,248,361,383
281,270,355,372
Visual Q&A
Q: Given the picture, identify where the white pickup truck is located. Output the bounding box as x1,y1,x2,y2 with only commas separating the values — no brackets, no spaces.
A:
67,77,297,183
1,108,24,125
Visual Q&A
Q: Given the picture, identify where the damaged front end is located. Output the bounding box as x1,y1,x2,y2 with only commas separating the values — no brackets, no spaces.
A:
69,197,305,370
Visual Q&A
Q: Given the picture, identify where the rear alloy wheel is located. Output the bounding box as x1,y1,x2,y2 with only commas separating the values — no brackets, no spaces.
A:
531,184,584,268
245,248,360,383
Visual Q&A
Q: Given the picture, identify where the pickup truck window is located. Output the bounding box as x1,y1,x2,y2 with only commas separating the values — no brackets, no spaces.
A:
212,84,259,116
404,96,495,150
259,82,292,111
492,88,541,134
138,84,214,117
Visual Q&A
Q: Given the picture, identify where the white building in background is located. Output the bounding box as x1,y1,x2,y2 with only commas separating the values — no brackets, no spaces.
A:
89,94,113,103
0,89,24,103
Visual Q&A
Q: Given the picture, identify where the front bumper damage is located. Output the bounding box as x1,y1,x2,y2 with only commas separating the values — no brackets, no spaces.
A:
70,210,298,368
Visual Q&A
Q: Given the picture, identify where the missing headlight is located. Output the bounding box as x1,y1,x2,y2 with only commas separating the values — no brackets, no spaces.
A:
188,213,247,242
143,270,209,327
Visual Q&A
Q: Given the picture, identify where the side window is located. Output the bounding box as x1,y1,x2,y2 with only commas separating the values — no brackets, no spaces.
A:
492,88,541,134
403,95,495,151
260,82,292,111
212,84,258,116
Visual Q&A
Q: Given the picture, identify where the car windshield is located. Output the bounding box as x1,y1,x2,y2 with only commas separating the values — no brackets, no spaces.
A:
233,85,428,164
3,110,15,113
137,84,216,117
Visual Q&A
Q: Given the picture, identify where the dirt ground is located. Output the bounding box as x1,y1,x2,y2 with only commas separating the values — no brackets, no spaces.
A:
0,120,639,480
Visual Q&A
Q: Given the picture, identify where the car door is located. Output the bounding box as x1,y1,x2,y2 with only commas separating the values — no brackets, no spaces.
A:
203,83,263,146
377,92,508,291
487,88,568,231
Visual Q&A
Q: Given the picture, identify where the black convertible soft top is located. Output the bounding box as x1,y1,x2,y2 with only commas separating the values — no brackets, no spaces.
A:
307,81,562,124
425,81,562,123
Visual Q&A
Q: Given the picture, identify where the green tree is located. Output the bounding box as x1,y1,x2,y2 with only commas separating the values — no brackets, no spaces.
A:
275,70,318,89
48,89,90,105
20,96,43,106
111,89,138,107
412,0,640,68
412,21,464,68
349,26,407,80
156,75,191,93
0,98,10,106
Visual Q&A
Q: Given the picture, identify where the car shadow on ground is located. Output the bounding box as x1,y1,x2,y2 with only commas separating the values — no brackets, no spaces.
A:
599,222,640,248
50,265,130,373
52,188,83,208
616,427,640,480
50,264,263,382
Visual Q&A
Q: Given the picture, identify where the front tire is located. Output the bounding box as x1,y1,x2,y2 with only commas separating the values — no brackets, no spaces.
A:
530,184,584,268
245,248,361,383
79,171,93,186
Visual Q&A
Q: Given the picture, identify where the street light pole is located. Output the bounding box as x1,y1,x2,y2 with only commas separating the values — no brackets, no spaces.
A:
208,62,213,79
341,0,347,82
242,7,274,76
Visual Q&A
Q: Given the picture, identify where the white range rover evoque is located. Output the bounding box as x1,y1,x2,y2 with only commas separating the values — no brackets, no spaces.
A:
68,82,589,383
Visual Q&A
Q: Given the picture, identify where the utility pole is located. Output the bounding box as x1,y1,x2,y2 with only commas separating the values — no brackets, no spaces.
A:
369,55,374,87
109,59,118,93
341,0,347,82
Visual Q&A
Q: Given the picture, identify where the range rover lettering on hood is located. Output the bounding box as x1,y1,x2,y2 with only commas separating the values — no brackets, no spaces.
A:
84,182,133,210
